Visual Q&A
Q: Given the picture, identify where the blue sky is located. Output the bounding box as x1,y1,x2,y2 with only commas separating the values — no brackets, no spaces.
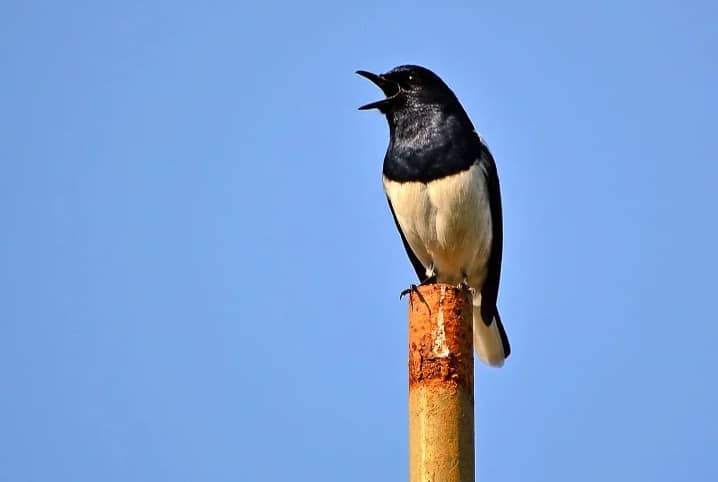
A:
2,1,717,481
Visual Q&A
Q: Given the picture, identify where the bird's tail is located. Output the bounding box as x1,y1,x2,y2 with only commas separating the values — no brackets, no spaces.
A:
472,297,511,367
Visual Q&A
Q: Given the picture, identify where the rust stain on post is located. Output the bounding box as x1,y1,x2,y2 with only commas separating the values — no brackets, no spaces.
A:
409,284,474,482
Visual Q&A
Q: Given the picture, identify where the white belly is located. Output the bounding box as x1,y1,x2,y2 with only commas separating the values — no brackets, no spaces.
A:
383,163,493,287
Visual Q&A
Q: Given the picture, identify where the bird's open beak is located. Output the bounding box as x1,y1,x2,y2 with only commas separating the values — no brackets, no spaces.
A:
356,70,400,110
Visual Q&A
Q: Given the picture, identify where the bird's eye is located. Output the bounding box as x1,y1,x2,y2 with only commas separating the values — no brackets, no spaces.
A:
408,74,414,81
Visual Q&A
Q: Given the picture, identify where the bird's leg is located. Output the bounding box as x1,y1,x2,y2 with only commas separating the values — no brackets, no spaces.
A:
400,274,438,299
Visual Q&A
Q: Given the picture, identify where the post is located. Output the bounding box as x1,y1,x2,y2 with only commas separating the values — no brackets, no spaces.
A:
408,284,474,482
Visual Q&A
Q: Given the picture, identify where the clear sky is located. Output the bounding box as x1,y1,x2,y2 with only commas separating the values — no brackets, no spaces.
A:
2,1,717,481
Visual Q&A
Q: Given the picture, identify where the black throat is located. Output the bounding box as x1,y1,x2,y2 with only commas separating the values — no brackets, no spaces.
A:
382,103,476,184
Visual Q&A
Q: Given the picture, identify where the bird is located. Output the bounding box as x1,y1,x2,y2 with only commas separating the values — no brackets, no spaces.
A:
357,65,510,367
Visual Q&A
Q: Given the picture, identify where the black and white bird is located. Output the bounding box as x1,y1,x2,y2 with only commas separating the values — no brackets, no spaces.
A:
357,65,510,367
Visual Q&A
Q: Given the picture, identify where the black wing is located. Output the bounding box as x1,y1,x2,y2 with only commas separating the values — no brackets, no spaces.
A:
477,141,503,327
386,197,428,282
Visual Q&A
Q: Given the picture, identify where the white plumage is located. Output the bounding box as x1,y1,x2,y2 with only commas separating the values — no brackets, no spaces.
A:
383,163,506,366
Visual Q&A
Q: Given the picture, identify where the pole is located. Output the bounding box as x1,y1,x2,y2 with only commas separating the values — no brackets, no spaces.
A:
408,284,474,482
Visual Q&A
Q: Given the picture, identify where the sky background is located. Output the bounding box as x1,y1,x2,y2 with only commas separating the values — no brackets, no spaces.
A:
2,1,717,481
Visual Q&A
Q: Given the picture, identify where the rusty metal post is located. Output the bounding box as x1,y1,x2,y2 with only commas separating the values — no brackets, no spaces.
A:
408,283,474,482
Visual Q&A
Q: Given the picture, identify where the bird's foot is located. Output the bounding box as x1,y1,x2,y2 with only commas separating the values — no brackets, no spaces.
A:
399,275,438,299
456,280,476,296
399,284,418,300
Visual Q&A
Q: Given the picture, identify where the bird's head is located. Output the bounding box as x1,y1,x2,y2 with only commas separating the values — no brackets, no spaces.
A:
356,65,457,114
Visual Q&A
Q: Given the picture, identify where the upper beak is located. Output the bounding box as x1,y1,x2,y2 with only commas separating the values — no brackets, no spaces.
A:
356,70,400,110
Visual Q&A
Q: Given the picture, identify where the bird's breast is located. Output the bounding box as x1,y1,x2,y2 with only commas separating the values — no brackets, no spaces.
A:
383,162,493,284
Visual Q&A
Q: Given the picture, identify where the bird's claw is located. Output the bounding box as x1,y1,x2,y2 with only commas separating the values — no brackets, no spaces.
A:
457,280,475,295
400,275,439,299
400,284,419,300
